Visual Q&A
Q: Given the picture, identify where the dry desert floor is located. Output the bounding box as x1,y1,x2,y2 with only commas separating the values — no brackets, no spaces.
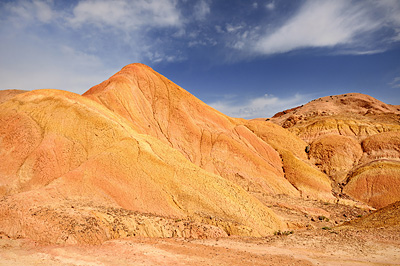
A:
1,228,399,266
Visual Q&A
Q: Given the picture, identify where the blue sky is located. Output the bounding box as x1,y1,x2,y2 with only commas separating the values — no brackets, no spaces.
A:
1,0,400,118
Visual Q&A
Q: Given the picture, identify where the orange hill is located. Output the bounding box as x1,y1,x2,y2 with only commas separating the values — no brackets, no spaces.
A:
84,64,333,201
1,64,399,244
0,89,285,244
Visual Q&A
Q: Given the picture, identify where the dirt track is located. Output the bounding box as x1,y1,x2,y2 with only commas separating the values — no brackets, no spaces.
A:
1,228,399,266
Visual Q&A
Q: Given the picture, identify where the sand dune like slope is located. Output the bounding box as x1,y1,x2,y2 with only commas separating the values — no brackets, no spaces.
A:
0,89,284,244
83,63,300,197
84,63,339,202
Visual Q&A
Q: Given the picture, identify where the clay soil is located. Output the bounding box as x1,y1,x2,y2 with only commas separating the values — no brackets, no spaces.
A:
1,227,399,266
1,197,399,265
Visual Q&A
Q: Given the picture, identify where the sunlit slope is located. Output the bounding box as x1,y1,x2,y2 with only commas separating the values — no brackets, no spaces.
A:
243,120,335,201
83,63,300,197
0,89,284,243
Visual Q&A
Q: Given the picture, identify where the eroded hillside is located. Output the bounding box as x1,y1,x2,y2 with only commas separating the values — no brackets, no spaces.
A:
0,64,399,246
269,93,400,209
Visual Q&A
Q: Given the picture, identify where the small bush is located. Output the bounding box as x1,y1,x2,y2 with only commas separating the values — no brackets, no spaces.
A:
274,230,294,236
322,227,331,230
318,216,329,222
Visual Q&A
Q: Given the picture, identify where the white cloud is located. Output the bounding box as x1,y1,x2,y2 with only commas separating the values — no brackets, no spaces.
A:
193,0,211,21
68,0,182,30
377,0,400,25
32,0,54,22
0,32,115,94
0,0,187,93
389,76,400,89
340,49,386,55
1,0,399,96
208,93,308,118
0,1,119,93
4,0,56,26
226,0,400,56
215,25,223,33
66,0,185,64
254,0,382,54
226,24,243,33
266,2,275,11
146,51,186,64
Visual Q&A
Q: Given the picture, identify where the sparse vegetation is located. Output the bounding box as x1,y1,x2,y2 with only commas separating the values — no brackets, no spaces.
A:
318,215,329,222
274,230,294,236
305,145,310,153
318,216,329,222
1,61,400,266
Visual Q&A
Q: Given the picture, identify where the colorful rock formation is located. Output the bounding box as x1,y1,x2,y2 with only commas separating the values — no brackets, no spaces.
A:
0,64,399,244
271,93,400,208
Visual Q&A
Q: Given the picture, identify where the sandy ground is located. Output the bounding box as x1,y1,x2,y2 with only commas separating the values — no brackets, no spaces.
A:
1,228,399,266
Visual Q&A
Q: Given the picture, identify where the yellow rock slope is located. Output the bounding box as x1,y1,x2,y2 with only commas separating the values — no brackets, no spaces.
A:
84,63,300,197
0,89,284,244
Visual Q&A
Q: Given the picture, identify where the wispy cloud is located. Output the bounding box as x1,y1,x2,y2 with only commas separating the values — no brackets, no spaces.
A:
0,0,185,93
255,1,378,54
226,24,244,33
0,31,115,93
233,0,400,56
4,0,56,26
68,0,182,30
193,0,211,21
208,93,309,119
389,76,400,89
265,2,275,11
1,0,400,96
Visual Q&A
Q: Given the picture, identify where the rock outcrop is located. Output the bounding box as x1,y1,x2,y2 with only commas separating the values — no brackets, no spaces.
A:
343,160,400,209
309,135,363,183
271,93,400,143
270,93,400,208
